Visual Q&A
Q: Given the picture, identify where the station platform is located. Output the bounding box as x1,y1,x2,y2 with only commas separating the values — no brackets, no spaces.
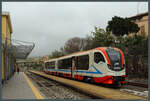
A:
2,72,44,99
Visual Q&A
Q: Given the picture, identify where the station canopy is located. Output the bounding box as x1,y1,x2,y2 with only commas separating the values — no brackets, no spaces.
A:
7,39,35,59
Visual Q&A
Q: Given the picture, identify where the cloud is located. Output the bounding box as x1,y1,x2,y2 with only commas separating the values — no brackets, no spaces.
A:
2,2,148,57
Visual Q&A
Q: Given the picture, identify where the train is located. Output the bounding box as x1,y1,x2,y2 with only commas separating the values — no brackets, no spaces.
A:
43,47,126,87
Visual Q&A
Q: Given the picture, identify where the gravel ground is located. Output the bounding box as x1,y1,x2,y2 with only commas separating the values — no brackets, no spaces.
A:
121,77,148,97
119,85,148,97
126,77,148,85
26,72,93,99
121,84,147,92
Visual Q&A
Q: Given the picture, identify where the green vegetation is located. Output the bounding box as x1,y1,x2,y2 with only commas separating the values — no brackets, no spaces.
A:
91,27,115,47
49,50,64,58
106,16,140,36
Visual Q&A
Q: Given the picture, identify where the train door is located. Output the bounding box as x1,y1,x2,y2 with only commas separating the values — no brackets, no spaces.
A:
71,57,76,78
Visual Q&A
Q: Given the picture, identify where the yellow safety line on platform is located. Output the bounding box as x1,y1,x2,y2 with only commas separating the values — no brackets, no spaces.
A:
23,72,44,99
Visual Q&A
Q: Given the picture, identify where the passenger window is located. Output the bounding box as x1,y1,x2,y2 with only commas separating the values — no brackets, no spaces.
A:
94,52,105,63
45,63,48,69
47,62,50,69
76,55,89,70
45,62,49,69
49,61,55,69
58,58,72,69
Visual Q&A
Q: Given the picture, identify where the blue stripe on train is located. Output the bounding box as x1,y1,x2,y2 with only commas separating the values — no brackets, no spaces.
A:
47,65,102,74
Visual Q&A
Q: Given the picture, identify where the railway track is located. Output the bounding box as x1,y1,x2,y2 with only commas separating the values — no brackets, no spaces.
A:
28,70,147,100
127,81,148,88
26,72,96,99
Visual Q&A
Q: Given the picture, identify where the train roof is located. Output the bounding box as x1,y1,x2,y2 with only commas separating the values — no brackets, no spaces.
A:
57,47,108,59
44,47,121,62
45,47,106,61
44,58,57,63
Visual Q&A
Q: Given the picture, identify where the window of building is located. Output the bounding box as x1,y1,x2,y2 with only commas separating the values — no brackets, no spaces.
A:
75,55,89,70
141,26,145,35
94,52,105,63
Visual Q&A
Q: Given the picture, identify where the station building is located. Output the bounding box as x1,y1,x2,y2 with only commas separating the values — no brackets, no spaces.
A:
2,12,16,82
128,12,148,37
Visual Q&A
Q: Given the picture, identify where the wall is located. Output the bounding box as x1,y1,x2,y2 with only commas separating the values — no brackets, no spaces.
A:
2,15,7,80
126,55,148,78
135,15,148,37
2,14,14,82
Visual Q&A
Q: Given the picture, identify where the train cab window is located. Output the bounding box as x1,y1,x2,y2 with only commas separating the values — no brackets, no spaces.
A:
94,52,105,63
76,55,89,70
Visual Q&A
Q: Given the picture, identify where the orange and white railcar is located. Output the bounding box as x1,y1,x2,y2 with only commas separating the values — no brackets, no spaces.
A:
44,47,126,86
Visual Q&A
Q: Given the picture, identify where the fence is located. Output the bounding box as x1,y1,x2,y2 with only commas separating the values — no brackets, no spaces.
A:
126,55,148,79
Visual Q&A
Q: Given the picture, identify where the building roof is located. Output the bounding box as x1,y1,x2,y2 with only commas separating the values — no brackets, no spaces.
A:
2,12,13,33
128,12,148,20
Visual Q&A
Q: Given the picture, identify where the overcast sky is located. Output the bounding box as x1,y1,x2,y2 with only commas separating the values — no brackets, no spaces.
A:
2,2,148,58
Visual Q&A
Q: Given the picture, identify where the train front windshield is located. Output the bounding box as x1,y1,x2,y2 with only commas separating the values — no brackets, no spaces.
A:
106,48,123,71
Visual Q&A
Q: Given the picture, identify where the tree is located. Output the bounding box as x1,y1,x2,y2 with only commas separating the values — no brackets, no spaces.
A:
106,16,140,36
124,34,148,55
91,27,115,47
49,50,64,58
114,35,126,52
123,35,148,78
82,35,94,50
63,37,85,54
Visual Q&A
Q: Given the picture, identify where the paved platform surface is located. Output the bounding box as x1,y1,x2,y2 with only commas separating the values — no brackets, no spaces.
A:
2,72,37,99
